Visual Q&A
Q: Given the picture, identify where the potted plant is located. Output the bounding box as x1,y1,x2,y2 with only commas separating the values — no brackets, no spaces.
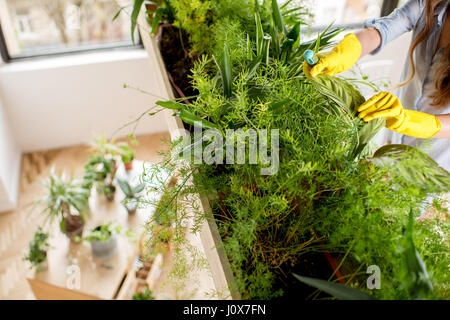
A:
82,223,126,259
151,224,173,254
117,179,145,214
123,0,450,300
119,143,135,172
122,0,269,101
132,286,155,300
23,227,50,272
38,170,90,242
83,136,125,201
137,0,450,300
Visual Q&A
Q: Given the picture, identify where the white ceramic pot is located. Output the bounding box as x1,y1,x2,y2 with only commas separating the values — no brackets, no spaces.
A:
91,234,117,259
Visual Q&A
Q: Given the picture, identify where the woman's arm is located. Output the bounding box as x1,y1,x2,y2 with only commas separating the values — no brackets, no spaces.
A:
434,115,450,138
354,28,382,58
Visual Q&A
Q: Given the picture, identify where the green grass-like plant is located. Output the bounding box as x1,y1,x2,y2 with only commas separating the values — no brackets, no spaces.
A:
23,227,50,272
38,169,90,235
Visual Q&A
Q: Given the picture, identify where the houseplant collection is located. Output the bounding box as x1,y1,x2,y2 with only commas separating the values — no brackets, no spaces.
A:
126,0,450,300
23,227,50,272
31,136,139,263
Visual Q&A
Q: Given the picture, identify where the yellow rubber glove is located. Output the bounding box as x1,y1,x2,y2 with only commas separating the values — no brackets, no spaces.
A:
303,33,362,79
358,92,442,139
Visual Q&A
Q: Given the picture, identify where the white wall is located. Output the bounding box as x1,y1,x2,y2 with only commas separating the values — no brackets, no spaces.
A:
0,96,21,212
0,48,169,152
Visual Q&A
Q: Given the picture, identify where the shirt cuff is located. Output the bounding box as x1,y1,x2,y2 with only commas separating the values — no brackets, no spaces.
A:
363,18,388,55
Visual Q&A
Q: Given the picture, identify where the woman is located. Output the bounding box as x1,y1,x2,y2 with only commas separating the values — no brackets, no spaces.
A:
304,0,450,172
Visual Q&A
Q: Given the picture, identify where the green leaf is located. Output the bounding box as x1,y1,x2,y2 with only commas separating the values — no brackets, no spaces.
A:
311,75,364,123
246,55,262,82
261,35,271,64
269,99,290,113
353,118,386,157
178,110,218,130
370,144,450,192
151,7,163,34
112,7,125,21
255,12,264,56
287,22,301,43
117,179,132,196
280,38,294,63
293,274,375,300
246,34,253,60
156,100,186,110
269,20,280,58
402,210,434,299
131,0,145,44
133,183,146,194
272,0,286,36
213,43,232,98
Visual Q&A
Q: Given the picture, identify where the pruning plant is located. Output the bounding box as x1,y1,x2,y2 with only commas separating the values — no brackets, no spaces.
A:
24,227,50,272
127,0,449,300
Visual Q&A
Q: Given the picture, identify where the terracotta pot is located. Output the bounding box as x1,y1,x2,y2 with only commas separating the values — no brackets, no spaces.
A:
124,160,133,171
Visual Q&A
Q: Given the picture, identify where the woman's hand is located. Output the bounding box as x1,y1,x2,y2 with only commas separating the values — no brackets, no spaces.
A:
303,33,362,79
358,92,442,139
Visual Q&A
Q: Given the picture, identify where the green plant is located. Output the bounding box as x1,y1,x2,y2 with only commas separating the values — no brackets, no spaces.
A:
89,135,122,157
294,210,436,300
117,179,145,212
119,143,135,164
134,0,450,300
83,136,136,199
156,225,173,243
82,222,130,243
132,287,156,300
38,169,90,235
122,0,311,56
24,227,50,272
83,154,117,199
118,179,145,200
117,0,176,41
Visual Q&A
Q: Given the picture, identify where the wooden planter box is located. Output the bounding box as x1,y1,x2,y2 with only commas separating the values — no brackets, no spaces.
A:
137,13,239,300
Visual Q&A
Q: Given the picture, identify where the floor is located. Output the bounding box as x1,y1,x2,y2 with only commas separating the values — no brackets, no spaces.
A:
0,132,170,299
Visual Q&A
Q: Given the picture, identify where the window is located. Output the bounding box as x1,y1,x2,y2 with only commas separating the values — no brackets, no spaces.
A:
304,0,398,31
0,0,140,61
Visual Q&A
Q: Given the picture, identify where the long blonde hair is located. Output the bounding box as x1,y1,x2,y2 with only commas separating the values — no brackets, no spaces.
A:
397,0,449,109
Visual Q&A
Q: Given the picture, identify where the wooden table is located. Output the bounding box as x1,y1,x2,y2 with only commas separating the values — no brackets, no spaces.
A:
27,160,158,300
